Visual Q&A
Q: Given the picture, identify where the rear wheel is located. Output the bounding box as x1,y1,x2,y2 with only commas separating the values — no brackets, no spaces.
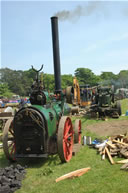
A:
3,118,16,161
74,119,81,144
57,116,74,163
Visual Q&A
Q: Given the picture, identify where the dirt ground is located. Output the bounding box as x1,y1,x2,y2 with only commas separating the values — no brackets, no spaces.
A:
86,119,128,137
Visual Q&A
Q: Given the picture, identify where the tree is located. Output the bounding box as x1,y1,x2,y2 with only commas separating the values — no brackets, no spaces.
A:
74,68,101,86
100,72,117,80
43,74,55,92
61,74,73,89
0,68,35,96
0,83,13,98
0,67,127,97
118,70,128,88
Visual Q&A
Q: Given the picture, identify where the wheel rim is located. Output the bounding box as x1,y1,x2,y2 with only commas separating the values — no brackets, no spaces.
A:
74,119,81,144
57,116,74,163
3,118,16,161
78,120,81,144
8,122,16,160
63,118,73,161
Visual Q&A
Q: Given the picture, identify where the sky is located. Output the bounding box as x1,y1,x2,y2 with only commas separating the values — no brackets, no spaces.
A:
1,0,128,76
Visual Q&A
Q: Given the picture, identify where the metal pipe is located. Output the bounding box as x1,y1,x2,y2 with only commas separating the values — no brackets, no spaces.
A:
51,17,61,93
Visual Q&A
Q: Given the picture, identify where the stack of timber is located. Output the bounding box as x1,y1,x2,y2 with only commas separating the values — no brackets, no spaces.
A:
97,133,128,171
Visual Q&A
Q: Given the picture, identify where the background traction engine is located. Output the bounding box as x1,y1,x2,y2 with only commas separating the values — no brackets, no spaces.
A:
2,17,81,163
91,86,122,118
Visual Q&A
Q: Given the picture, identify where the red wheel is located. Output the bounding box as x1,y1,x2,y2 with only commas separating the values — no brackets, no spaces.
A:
57,116,74,163
74,119,81,144
3,118,16,161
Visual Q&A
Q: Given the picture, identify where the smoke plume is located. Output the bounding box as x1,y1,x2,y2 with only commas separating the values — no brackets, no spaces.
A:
54,1,128,22
54,2,102,21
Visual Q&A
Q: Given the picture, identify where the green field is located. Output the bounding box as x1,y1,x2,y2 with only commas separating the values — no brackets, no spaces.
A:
0,99,128,193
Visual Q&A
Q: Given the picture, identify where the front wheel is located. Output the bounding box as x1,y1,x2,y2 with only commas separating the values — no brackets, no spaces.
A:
57,116,74,163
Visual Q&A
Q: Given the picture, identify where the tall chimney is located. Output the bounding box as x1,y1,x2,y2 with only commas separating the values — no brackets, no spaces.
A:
51,17,61,94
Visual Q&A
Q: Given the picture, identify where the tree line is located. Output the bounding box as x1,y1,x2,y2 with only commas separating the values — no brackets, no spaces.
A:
0,67,128,98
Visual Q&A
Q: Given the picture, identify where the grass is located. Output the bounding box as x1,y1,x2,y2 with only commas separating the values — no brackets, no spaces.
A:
0,99,128,193
1,145,128,193
120,98,128,114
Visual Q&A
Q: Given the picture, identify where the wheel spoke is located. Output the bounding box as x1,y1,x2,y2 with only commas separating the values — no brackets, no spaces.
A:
64,133,73,159
64,142,70,158
64,123,70,136
10,144,15,155
64,134,72,158
67,139,72,146
66,143,70,154
63,140,68,157
8,142,14,148
64,133,72,140
9,129,14,136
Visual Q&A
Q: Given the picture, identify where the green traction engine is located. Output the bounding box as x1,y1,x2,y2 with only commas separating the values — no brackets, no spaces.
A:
2,17,81,163
91,86,122,118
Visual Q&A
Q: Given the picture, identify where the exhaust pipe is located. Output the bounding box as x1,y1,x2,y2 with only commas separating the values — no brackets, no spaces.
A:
51,17,61,94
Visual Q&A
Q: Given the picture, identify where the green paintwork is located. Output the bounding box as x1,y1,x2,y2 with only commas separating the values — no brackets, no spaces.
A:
52,101,71,118
32,98,71,137
63,103,71,115
43,91,51,103
32,105,57,137
52,101,62,120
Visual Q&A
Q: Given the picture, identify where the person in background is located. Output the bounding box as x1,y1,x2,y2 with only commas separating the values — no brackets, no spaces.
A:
19,98,26,109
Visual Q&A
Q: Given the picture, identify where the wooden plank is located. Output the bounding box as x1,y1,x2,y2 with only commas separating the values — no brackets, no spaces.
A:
116,159,128,164
113,140,128,147
0,117,13,120
110,152,118,156
120,148,128,158
106,141,116,149
105,147,115,165
102,148,106,160
56,167,91,182
110,148,120,153
98,147,104,153
123,138,128,143
120,163,128,170
119,134,125,137
0,112,12,117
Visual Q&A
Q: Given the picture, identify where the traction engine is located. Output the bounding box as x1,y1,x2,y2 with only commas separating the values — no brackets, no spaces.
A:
2,17,81,163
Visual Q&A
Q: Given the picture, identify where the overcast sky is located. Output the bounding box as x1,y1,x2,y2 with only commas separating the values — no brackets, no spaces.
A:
1,0,128,75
